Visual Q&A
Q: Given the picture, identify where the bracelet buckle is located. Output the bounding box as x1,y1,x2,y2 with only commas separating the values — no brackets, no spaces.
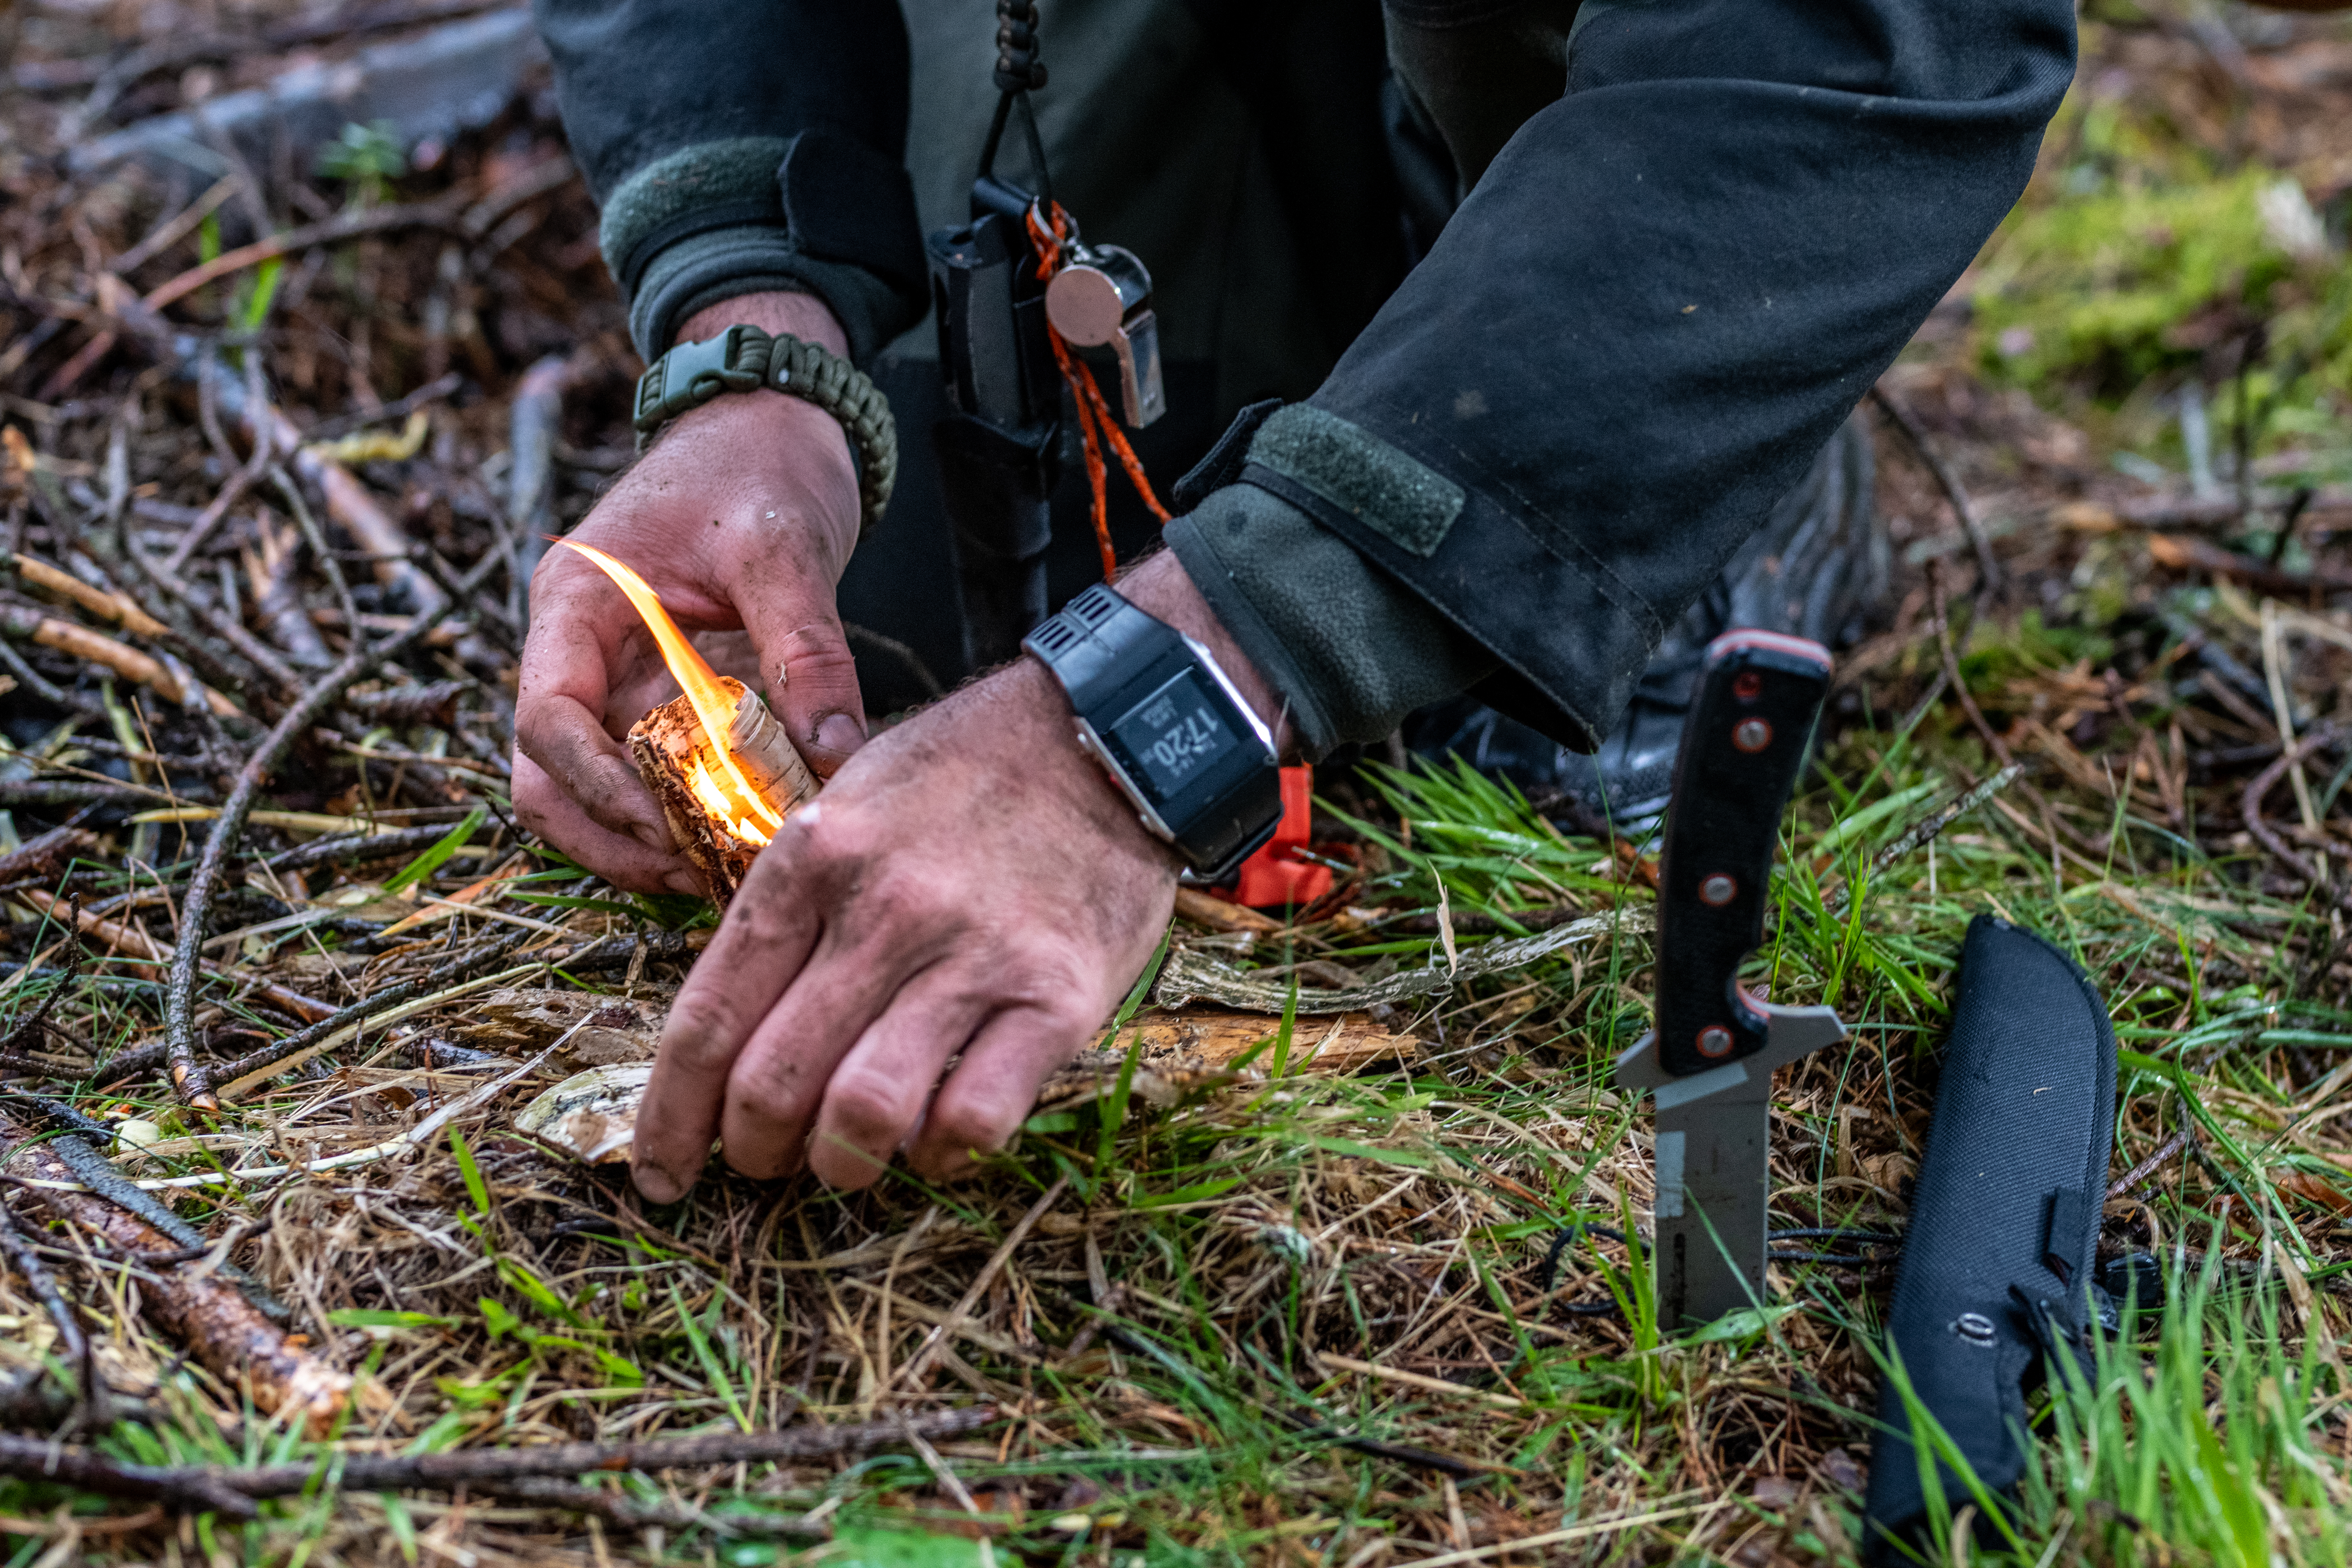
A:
633,325,767,440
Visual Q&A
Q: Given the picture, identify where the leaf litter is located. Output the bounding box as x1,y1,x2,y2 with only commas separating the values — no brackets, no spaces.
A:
2,3,2352,1565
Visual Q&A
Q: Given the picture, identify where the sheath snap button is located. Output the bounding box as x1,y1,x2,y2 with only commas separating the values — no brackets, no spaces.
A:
1953,1311,1998,1345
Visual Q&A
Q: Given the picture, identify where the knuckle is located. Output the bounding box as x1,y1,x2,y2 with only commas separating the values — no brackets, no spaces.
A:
661,998,747,1070
924,1096,1012,1162
824,1069,916,1144
728,1080,806,1137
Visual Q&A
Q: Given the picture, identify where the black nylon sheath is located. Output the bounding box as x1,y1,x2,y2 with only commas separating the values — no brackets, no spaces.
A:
1863,916,2117,1561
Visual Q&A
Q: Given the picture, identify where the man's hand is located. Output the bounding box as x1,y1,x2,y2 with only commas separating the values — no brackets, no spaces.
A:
514,292,867,895
630,550,1292,1199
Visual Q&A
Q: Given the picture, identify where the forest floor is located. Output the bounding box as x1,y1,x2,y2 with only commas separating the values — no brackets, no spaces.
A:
4,3,2352,1565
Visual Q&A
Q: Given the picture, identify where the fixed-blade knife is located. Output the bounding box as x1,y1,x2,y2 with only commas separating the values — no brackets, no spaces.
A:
1614,629,1844,1329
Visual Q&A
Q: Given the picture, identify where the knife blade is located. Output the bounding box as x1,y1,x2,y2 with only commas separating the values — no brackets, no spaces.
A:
1613,629,1844,1329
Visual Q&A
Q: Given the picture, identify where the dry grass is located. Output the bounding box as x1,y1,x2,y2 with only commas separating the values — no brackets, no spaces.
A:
4,3,2352,1565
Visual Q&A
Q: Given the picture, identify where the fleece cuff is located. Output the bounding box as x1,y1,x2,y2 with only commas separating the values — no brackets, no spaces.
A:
623,224,909,365
599,134,924,364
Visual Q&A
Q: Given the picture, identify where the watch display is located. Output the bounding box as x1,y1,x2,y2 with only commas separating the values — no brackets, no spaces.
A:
1023,584,1284,881
1104,669,1234,799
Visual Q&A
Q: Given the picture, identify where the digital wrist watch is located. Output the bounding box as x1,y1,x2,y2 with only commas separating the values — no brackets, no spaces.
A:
1023,584,1284,882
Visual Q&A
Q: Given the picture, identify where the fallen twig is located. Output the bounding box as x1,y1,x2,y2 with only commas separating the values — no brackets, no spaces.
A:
203,359,446,619
161,547,504,1109
2147,531,2352,596
0,1407,995,1521
19,888,332,1031
0,825,100,884
4,551,168,640
1871,384,2003,599
508,352,578,627
141,198,471,314
0,1187,97,1426
2109,1125,2195,1200
0,1109,358,1437
2241,727,2343,891
0,602,235,715
1823,763,2025,917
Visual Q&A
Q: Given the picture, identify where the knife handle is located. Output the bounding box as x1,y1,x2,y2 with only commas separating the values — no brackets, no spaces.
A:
1653,630,1833,1077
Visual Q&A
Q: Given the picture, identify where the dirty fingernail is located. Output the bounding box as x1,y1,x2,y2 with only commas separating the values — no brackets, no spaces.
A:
632,1166,684,1204
664,869,703,896
816,713,866,756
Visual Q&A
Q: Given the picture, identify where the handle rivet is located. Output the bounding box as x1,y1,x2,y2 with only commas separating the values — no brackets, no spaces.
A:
1732,717,1773,753
1696,1024,1734,1058
1732,671,1763,701
1698,873,1737,906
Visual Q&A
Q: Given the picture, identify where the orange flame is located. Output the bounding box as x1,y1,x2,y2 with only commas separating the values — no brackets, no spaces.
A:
555,538,782,845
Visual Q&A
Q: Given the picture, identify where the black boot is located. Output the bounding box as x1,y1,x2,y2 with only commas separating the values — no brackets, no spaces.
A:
1408,411,1883,832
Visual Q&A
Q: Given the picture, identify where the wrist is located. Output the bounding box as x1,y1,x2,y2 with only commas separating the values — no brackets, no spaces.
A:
647,298,893,541
1112,551,1297,760
676,290,848,358
641,391,862,576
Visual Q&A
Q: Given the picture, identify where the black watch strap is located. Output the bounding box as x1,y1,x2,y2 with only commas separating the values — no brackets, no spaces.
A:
632,324,897,534
1024,585,1283,882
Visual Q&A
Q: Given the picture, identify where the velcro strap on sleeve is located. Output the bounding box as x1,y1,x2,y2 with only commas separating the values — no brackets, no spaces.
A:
777,127,925,304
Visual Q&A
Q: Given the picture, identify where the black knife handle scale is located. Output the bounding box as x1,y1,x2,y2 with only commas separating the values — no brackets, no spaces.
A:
1653,629,1833,1077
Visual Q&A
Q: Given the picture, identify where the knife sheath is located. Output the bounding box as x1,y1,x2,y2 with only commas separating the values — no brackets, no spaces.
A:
1863,915,2116,1561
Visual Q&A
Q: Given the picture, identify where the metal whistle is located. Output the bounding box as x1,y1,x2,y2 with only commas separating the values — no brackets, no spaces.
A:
1045,242,1165,429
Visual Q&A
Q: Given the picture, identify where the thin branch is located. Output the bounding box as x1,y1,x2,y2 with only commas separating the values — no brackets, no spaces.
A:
0,1407,997,1521
1871,383,2003,599
140,198,470,314
163,547,506,1110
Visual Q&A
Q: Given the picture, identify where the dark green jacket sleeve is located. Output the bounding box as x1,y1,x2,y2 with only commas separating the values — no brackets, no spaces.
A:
1190,0,2076,751
530,0,926,362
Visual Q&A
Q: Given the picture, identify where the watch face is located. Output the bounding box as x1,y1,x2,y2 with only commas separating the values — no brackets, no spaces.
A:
1104,669,1236,800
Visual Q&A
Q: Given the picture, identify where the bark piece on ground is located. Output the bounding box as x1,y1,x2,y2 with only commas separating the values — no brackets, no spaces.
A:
0,1113,374,1438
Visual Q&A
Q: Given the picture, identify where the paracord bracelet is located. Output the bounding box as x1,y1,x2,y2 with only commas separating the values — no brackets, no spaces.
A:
632,324,897,534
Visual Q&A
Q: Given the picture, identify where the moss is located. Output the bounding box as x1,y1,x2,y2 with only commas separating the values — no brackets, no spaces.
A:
1973,169,2309,395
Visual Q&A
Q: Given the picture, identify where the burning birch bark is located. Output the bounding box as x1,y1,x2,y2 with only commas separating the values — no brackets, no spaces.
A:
556,541,819,906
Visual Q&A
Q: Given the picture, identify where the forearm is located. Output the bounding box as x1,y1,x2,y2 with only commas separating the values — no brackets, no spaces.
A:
1177,0,2075,752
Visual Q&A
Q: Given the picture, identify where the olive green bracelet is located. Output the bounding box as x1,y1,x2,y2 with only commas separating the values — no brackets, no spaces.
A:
632,324,897,534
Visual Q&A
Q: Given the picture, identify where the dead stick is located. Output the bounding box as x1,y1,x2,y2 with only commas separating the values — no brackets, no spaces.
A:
0,1193,93,1412
1823,762,2025,918
140,198,468,313
162,549,505,1110
4,551,168,639
302,371,464,446
0,1112,356,1438
0,604,237,716
0,1407,994,1519
1872,383,2003,598
124,537,307,700
165,362,275,574
19,889,332,1027
0,1434,252,1517
0,825,101,885
201,357,445,618
2242,728,2344,892
2108,1126,2195,1201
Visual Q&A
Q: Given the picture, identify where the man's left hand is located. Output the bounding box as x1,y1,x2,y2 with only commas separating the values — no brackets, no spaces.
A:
629,550,1291,1199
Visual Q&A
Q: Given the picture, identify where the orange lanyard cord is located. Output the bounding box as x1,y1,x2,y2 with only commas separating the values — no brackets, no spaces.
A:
1026,202,1171,584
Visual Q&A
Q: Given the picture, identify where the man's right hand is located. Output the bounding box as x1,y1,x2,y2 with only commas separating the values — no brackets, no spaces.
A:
514,292,869,895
